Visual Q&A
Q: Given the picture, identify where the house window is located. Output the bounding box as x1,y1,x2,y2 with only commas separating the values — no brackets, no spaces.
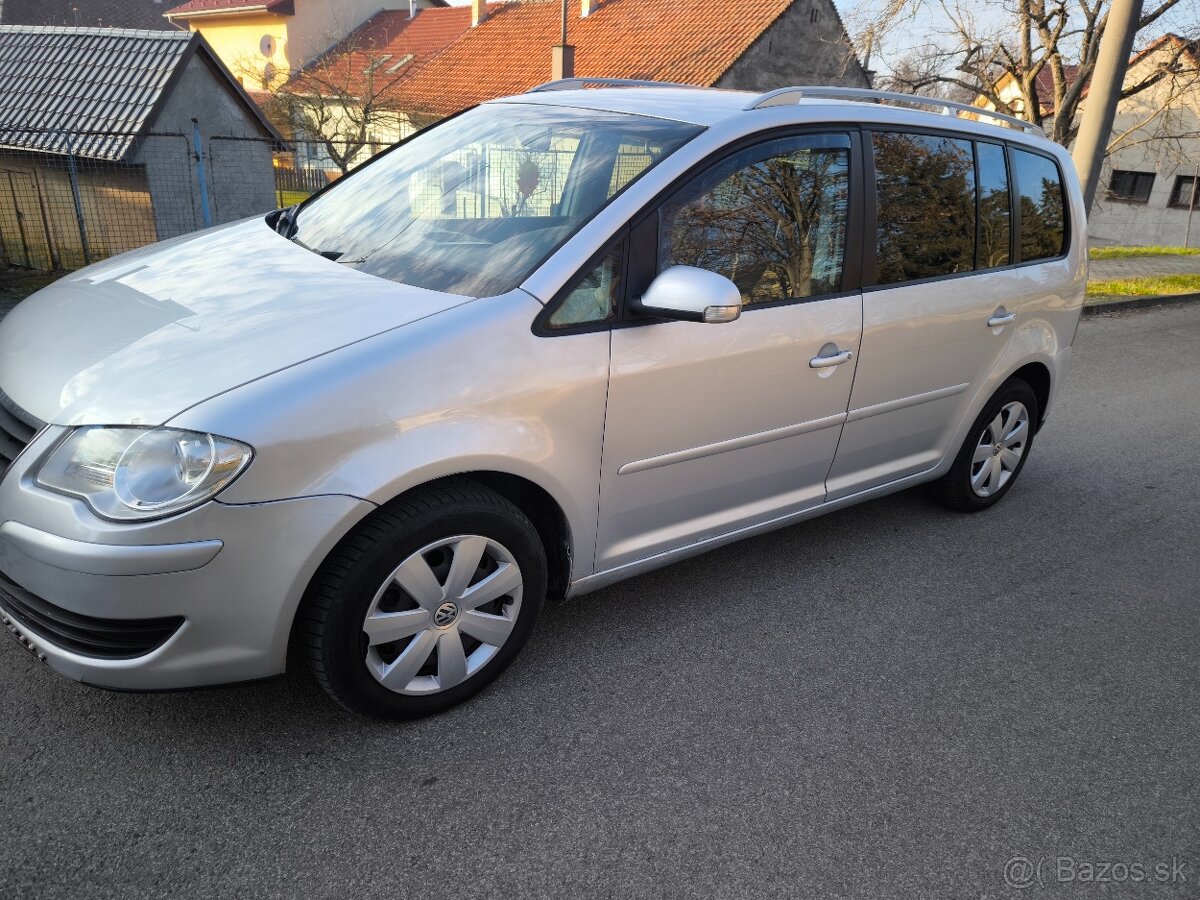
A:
1168,175,1199,210
1108,170,1155,203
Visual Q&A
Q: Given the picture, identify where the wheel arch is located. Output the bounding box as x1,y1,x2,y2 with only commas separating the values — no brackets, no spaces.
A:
287,470,575,672
1008,360,1052,430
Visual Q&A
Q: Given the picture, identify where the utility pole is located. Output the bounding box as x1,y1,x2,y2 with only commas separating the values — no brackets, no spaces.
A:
1185,166,1198,249
1071,0,1143,213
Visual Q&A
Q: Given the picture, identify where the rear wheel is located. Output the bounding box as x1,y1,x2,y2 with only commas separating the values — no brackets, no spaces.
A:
932,378,1038,512
303,480,546,719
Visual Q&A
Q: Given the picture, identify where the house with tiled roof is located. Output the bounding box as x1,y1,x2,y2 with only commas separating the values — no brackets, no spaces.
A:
273,5,474,172
280,0,868,175
988,65,1085,120
389,0,869,120
0,26,281,271
1086,34,1200,247
288,6,473,102
165,0,447,90
975,34,1200,248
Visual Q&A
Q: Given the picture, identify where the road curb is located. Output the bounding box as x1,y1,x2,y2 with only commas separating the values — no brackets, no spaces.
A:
1082,292,1200,316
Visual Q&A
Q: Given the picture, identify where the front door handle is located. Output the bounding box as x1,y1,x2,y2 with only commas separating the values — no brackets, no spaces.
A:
809,349,854,368
988,311,1016,328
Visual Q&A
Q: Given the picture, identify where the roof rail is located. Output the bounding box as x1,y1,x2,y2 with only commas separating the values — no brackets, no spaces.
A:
747,86,1043,135
528,77,694,92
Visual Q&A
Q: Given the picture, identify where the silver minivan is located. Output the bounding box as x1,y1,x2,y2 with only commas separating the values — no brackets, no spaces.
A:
0,83,1085,718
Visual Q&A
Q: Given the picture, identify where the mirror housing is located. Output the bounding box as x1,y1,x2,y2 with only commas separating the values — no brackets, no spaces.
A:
631,266,743,324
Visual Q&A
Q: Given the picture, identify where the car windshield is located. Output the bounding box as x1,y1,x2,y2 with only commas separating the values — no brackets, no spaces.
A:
287,103,702,297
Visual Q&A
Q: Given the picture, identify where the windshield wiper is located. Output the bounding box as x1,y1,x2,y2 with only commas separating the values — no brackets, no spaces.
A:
290,234,362,263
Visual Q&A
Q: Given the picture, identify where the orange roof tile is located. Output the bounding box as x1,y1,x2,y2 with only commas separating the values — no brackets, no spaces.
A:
393,0,796,116
287,6,473,99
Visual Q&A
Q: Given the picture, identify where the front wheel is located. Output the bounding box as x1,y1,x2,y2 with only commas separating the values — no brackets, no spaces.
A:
932,378,1039,512
302,480,547,719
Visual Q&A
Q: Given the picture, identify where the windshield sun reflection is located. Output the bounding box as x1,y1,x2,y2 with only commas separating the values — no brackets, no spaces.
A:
286,104,702,298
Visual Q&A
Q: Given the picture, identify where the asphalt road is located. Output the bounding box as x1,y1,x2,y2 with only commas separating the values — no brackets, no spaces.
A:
2,303,1198,900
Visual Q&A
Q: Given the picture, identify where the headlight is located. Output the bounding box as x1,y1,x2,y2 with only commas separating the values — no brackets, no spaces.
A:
36,427,253,521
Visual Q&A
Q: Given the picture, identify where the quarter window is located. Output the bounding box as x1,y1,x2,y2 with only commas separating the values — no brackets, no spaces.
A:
1107,169,1155,203
872,132,976,284
659,134,851,305
547,240,624,328
1012,149,1066,262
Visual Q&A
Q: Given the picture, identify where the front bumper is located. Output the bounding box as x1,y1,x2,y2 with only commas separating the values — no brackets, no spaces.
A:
0,427,373,690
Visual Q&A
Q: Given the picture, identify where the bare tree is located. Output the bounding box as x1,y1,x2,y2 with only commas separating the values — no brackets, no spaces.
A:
1103,35,1200,156
271,55,406,173
849,0,1198,145
236,22,441,175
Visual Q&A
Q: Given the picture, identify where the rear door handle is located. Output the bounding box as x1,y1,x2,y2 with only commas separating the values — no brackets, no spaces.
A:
810,350,854,368
988,312,1016,327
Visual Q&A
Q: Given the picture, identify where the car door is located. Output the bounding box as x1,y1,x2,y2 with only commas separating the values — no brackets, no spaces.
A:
593,132,864,571
825,132,1020,499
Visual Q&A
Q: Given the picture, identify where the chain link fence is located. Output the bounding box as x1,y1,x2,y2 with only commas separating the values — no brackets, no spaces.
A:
0,128,372,275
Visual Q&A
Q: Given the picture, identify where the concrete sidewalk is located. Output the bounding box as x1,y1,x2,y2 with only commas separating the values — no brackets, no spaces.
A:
1089,253,1200,280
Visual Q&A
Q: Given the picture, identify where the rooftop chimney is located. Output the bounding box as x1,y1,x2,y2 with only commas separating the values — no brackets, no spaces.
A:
472,0,487,27
552,44,575,79
581,0,600,17
554,0,574,79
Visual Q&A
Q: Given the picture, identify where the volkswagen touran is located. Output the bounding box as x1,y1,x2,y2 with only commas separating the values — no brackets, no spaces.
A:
0,82,1085,718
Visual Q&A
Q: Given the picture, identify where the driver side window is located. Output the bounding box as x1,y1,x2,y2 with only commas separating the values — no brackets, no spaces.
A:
659,134,851,306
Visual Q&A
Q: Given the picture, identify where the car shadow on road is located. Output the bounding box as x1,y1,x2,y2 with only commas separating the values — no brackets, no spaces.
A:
2,484,967,750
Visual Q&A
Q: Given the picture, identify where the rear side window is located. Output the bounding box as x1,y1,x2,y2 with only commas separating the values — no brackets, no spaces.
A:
872,132,975,284
1011,149,1067,262
977,143,1012,268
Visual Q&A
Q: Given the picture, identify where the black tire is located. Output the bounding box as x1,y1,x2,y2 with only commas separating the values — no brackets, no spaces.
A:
932,378,1039,512
303,479,547,720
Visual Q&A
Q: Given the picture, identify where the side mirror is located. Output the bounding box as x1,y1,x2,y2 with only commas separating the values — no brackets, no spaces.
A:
631,266,742,324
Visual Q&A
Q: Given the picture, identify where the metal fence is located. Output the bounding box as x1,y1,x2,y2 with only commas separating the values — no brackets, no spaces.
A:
0,128,369,274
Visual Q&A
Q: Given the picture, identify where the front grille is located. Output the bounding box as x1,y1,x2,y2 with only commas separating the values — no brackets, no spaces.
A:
0,571,183,659
0,389,44,481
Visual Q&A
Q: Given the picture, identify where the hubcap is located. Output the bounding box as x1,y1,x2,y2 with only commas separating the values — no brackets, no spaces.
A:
362,535,523,696
970,401,1029,498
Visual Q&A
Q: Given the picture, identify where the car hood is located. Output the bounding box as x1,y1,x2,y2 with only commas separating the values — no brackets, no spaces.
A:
0,218,474,426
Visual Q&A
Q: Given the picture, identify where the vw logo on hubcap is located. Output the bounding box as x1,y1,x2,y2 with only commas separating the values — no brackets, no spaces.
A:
993,442,1003,456
433,601,460,628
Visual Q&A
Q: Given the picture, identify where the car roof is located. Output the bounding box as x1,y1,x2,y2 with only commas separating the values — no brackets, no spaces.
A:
490,87,755,126
489,86,1059,151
